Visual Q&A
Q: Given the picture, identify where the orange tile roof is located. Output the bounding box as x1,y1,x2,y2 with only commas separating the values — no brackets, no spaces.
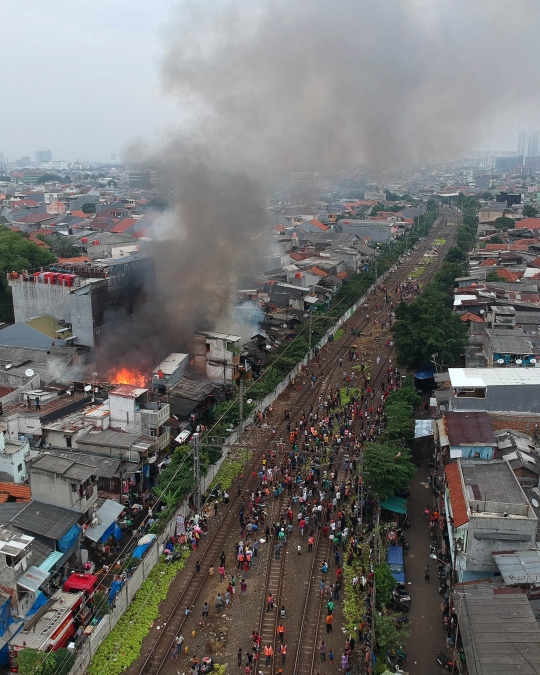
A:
290,252,312,262
485,244,508,251
70,210,93,219
514,217,540,230
310,266,329,277
337,271,348,279
0,494,8,504
461,312,483,323
0,483,31,501
479,258,498,266
58,256,90,263
309,219,329,231
495,268,523,282
445,463,468,527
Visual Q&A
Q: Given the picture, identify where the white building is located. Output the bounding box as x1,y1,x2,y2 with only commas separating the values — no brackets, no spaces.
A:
193,331,241,384
0,429,29,483
445,459,538,582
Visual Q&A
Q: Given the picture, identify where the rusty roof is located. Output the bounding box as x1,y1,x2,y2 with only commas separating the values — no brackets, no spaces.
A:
445,463,469,527
445,411,496,447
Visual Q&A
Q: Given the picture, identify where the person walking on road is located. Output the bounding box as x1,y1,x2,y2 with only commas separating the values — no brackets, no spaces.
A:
237,647,243,668
424,565,430,583
326,613,333,633
216,593,224,611
319,640,326,661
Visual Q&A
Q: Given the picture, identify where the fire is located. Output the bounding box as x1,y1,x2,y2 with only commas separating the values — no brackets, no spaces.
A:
107,366,148,387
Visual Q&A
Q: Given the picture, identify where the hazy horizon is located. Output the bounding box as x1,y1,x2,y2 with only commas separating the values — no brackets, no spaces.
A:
1,0,540,165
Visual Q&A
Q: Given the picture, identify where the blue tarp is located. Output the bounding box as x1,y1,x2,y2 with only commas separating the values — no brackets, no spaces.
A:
132,542,151,559
414,370,436,380
27,591,48,617
108,580,124,603
58,523,81,552
0,597,11,637
100,522,122,544
0,625,21,666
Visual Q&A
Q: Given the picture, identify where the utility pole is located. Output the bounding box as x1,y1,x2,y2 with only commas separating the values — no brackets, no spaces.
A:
238,370,244,437
308,307,313,352
193,432,201,515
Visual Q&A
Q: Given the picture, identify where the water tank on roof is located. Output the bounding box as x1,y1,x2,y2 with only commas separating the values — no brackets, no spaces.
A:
81,237,88,244
93,240,100,245
295,273,302,278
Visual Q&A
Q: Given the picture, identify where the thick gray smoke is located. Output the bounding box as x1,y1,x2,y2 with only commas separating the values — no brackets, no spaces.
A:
97,0,540,372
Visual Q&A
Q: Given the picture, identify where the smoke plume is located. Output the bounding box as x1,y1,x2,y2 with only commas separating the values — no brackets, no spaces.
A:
96,0,540,371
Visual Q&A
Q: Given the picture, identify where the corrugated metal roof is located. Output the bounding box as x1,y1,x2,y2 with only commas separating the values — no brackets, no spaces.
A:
456,583,540,675
449,367,540,387
11,501,80,540
84,499,124,542
445,411,496,447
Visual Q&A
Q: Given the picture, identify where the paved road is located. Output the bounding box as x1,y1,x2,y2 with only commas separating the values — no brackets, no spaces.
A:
405,436,448,675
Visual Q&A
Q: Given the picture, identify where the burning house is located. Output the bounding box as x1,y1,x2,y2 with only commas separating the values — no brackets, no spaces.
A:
7,250,155,348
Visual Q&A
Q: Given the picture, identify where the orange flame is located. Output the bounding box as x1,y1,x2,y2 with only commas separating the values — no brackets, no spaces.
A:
107,366,148,387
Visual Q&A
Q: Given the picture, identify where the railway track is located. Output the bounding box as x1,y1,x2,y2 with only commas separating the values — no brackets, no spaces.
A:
129,209,457,675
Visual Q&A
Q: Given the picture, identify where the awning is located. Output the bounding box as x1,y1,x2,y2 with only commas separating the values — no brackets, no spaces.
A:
17,566,49,593
38,551,63,572
437,419,449,447
380,496,408,515
414,370,436,380
85,499,125,543
474,532,532,541
414,419,434,438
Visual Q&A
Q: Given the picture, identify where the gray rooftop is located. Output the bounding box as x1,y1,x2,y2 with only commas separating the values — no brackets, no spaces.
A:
11,501,80,541
455,583,540,675
29,453,97,482
169,378,215,402
461,459,527,506
77,428,149,449
493,550,540,585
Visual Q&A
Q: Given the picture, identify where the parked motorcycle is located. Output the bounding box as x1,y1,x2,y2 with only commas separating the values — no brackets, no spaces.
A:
392,616,410,629
436,651,458,672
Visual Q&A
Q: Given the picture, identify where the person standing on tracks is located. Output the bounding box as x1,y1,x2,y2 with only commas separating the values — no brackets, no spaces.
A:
172,634,184,661
280,643,287,665
215,593,223,612
264,644,273,666
277,623,285,644
326,613,333,633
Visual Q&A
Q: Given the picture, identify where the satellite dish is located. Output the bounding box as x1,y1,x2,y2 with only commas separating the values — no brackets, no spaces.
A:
84,385,92,392
25,368,34,377
479,309,485,314
531,358,537,364
532,499,539,508
247,399,253,404
5,364,11,370
516,359,523,365
497,359,505,364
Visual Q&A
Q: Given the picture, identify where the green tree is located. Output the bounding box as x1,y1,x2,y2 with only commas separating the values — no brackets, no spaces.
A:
0,227,56,320
374,562,397,608
363,442,416,499
445,246,467,264
45,235,79,257
16,648,73,675
81,202,96,214
391,296,468,368
486,270,504,282
375,614,410,654
523,204,538,218
36,173,64,184
487,234,503,244
433,262,465,292
384,401,415,441
494,216,515,230
385,378,421,409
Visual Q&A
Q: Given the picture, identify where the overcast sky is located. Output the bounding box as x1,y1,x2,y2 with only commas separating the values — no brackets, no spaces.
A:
0,0,179,162
1,0,539,164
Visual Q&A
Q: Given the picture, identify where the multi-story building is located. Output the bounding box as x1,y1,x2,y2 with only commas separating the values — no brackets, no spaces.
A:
108,385,170,452
7,251,155,347
445,459,538,582
35,150,52,164
193,331,241,384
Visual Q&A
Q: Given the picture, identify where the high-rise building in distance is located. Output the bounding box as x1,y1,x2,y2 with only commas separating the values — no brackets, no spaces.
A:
35,149,52,163
517,131,540,158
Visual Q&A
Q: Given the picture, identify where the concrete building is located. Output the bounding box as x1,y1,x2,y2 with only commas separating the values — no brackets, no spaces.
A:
108,385,170,452
0,429,29,483
0,527,43,619
193,331,242,384
35,150,52,164
338,220,394,243
446,368,540,414
151,353,189,394
444,411,497,461
26,452,99,514
445,459,538,582
7,251,155,347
